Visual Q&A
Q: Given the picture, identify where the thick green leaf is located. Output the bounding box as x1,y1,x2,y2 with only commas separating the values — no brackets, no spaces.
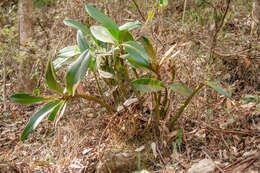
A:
141,36,157,66
85,5,119,40
63,19,100,46
169,84,192,96
46,57,63,94
131,78,164,92
63,19,91,36
66,50,91,96
54,102,67,127
53,56,76,71
54,45,80,71
90,26,115,43
123,41,150,69
206,81,232,99
118,29,134,43
48,100,65,121
21,100,61,141
77,30,89,52
57,46,79,58
119,20,142,31
10,93,49,104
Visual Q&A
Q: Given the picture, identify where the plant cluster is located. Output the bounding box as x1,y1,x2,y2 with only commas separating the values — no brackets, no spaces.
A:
10,4,231,141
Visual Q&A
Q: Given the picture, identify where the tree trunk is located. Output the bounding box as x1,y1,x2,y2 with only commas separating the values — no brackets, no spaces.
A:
17,0,36,92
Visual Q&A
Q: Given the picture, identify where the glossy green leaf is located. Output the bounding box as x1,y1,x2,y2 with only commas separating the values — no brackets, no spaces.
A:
21,100,61,141
54,102,67,127
57,46,79,58
10,93,49,104
63,19,91,36
54,45,80,70
123,41,150,69
85,5,119,40
118,29,134,43
206,81,231,99
131,78,164,92
66,50,91,96
141,36,157,66
77,30,89,52
169,83,192,96
48,100,65,121
46,57,63,94
119,20,141,31
53,56,76,71
63,19,100,45
90,26,115,43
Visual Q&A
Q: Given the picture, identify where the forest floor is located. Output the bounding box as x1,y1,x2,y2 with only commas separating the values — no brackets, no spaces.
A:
1,0,260,172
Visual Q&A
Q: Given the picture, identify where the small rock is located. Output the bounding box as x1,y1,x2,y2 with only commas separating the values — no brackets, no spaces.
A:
188,159,216,173
96,149,137,173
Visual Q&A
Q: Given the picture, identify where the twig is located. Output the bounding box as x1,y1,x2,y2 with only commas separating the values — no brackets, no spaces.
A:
131,0,146,22
198,39,250,58
74,94,116,113
192,119,259,135
223,151,260,171
209,0,231,61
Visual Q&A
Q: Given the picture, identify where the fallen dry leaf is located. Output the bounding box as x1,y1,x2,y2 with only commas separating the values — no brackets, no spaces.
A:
226,98,232,110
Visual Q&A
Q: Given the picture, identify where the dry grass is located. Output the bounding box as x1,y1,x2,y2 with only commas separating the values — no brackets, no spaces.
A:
1,0,260,172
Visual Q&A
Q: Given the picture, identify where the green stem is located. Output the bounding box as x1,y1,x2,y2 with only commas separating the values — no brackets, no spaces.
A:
94,71,105,101
161,87,168,115
132,68,138,78
74,94,116,113
153,92,160,127
169,83,205,129
156,73,162,111
113,52,127,100
119,79,127,99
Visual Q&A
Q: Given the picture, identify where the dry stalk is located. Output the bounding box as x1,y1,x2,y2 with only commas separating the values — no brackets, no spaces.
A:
131,0,146,22
182,0,187,26
2,55,6,111
210,0,231,62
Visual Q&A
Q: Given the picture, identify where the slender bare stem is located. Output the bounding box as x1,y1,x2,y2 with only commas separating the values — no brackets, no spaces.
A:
210,0,231,61
182,0,187,25
153,92,160,127
131,0,146,21
169,83,205,129
94,71,105,101
74,94,116,113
